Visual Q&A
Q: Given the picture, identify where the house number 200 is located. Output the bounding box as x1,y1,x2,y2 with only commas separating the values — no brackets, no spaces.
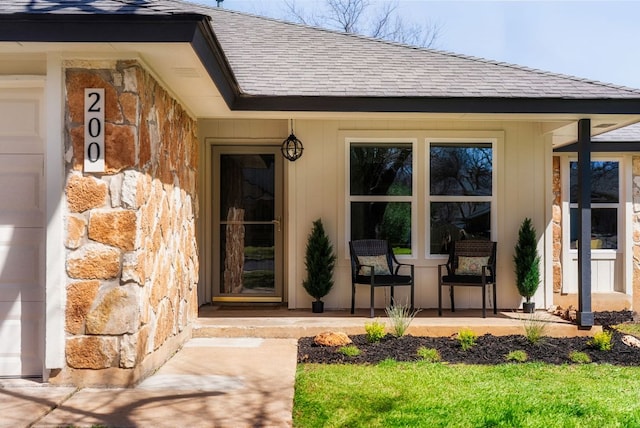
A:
84,88,105,172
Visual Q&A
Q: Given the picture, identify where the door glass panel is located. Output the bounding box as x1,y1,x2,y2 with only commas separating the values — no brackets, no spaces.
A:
568,160,619,250
220,154,275,221
569,207,618,250
569,161,619,203
220,224,275,294
217,153,278,296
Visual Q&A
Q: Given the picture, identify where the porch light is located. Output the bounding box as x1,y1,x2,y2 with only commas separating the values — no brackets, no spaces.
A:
281,120,304,161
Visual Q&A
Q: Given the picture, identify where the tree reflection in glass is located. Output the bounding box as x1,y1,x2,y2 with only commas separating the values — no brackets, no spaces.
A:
350,144,412,254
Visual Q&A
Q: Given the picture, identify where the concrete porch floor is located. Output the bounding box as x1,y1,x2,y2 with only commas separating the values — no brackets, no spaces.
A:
196,305,601,338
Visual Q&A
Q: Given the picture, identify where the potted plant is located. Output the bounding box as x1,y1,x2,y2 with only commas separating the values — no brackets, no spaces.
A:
303,218,336,313
513,217,540,313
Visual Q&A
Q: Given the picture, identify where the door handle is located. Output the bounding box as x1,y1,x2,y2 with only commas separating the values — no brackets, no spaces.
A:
272,217,281,232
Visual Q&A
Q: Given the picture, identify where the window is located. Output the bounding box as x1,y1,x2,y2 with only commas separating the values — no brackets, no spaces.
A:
349,142,413,255
569,160,619,250
429,142,493,255
347,137,497,258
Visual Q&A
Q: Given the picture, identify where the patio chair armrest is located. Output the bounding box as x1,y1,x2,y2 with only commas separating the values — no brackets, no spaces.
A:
438,263,451,277
481,265,495,279
358,264,375,276
393,262,414,275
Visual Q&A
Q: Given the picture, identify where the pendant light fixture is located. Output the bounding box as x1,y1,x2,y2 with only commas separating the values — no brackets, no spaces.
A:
281,119,304,161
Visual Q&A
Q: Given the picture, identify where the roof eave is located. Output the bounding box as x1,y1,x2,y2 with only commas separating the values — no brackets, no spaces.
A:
231,95,640,115
0,13,241,107
2,14,640,116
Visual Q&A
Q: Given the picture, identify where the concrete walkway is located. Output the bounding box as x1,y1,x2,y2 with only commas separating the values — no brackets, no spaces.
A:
1,338,297,428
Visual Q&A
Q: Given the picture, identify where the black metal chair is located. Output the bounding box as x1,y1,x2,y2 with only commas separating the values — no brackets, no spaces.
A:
349,239,415,318
438,240,497,318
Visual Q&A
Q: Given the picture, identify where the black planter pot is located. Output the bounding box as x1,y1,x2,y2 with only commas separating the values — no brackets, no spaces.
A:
523,301,535,313
312,300,324,313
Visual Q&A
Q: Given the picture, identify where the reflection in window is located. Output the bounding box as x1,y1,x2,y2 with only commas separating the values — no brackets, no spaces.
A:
570,161,618,203
569,160,619,250
431,202,491,254
351,202,411,253
220,154,275,222
349,143,413,254
569,208,617,250
430,143,492,196
429,142,493,255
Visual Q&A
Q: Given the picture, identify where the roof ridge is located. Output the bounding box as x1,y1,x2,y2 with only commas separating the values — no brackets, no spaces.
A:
200,3,640,95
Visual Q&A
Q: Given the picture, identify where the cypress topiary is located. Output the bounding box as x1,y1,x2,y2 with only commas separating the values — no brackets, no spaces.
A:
303,219,336,301
513,217,540,302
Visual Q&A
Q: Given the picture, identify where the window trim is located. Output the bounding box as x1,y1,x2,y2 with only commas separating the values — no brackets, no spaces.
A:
346,137,417,258
425,137,498,259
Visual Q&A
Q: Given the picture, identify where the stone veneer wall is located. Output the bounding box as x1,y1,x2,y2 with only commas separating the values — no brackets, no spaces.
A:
55,60,199,386
633,157,640,311
552,156,562,295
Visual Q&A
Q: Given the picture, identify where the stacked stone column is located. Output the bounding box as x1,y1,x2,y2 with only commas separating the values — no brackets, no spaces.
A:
60,60,198,385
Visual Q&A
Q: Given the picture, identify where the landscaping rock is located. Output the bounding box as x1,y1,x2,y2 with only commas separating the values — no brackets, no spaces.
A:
314,331,352,347
622,335,640,349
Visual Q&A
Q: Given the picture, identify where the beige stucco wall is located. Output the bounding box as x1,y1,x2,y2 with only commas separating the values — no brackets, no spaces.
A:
201,118,549,312
54,60,199,386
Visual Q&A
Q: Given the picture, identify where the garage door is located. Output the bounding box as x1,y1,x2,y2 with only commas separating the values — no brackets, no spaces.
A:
0,88,45,377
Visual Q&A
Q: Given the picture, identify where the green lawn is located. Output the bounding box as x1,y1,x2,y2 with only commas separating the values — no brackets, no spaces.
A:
294,361,640,428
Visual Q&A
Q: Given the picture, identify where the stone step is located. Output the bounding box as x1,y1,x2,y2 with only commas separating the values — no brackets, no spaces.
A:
194,309,600,339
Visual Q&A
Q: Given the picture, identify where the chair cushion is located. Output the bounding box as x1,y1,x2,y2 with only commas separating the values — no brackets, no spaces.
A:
441,274,495,285
355,274,412,285
357,255,391,275
456,256,489,275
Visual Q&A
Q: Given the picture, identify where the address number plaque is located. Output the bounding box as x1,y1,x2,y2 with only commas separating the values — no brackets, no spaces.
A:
84,88,105,172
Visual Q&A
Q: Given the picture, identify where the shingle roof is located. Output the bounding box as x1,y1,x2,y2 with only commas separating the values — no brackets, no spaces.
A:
593,123,640,141
0,0,191,15
201,7,640,99
2,0,640,104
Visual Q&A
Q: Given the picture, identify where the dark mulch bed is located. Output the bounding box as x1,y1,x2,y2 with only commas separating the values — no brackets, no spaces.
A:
298,311,640,366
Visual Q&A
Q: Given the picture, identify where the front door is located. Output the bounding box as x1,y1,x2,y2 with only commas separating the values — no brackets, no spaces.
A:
212,147,283,302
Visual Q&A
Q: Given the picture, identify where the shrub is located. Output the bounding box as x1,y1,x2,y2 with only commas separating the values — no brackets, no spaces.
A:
385,299,421,337
339,345,361,357
588,331,613,351
364,319,386,343
302,219,336,301
513,218,540,302
417,347,441,363
569,351,591,364
523,313,548,344
457,328,477,351
505,350,528,362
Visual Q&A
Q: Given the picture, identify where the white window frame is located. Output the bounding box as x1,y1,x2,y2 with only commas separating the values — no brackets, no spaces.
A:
425,138,498,259
345,138,417,258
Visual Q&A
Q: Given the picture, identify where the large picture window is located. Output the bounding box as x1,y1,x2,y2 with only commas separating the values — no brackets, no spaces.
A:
349,142,413,255
347,138,496,258
569,160,619,250
429,142,493,255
